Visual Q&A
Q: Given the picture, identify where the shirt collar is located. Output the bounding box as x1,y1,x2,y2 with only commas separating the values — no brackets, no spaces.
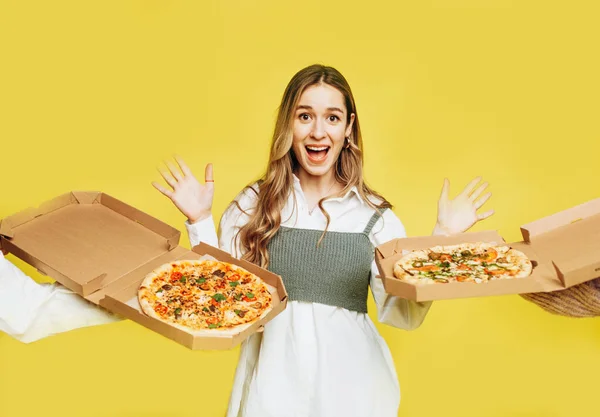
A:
292,174,364,205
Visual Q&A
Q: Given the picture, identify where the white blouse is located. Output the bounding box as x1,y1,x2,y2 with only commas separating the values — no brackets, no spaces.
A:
186,176,432,417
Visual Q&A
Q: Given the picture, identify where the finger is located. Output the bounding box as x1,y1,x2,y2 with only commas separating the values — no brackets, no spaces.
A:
439,178,450,202
174,155,193,177
205,163,214,183
152,181,173,198
166,160,184,182
474,192,492,209
477,209,495,221
157,168,177,189
459,176,482,198
470,182,489,201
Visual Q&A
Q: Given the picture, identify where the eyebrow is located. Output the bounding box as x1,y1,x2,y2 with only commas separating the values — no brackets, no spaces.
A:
296,105,345,113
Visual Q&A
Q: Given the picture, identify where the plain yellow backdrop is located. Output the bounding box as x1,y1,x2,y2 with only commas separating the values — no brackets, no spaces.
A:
1,1,599,416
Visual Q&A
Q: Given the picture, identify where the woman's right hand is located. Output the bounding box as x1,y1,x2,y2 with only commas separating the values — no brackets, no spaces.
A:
152,157,214,224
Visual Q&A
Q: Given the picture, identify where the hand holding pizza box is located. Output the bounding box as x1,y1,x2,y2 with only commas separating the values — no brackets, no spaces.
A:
0,192,287,350
375,198,600,302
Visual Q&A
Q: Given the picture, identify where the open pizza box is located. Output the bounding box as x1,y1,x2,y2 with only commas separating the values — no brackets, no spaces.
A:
375,198,600,302
0,192,288,350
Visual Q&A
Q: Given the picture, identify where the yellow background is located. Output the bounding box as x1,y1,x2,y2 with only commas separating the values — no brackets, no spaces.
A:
1,1,599,416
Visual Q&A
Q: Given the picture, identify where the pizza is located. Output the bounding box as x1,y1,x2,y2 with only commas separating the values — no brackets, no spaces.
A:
138,259,274,335
393,242,532,285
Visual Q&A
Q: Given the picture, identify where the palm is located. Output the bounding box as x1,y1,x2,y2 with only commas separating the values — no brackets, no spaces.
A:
436,177,494,235
170,175,213,221
152,157,214,223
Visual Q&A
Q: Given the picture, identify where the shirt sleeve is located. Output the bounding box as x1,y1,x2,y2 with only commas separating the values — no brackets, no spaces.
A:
0,252,121,343
520,278,600,318
369,209,433,330
184,184,258,258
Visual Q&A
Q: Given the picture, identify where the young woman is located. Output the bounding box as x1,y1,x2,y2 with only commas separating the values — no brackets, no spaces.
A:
153,64,494,417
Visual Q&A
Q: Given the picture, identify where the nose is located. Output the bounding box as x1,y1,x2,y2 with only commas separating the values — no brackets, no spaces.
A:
310,118,327,140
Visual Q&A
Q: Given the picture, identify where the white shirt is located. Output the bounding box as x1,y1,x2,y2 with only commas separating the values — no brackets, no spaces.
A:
0,251,119,343
186,176,432,417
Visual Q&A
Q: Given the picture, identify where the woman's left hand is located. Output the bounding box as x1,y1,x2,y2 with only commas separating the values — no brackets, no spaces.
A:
434,177,494,235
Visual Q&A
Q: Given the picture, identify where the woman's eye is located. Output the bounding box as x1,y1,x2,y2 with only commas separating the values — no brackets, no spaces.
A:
299,113,311,121
328,115,339,122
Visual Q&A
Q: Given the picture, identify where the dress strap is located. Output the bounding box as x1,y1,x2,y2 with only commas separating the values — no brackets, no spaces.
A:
363,208,388,235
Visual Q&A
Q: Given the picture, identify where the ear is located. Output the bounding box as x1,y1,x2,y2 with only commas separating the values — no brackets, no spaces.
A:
345,113,356,138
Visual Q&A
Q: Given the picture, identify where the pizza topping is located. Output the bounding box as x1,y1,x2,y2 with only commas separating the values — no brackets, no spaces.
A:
413,265,440,272
212,293,227,302
179,276,187,284
428,252,442,261
161,284,172,290
234,309,247,318
196,278,206,284
174,307,182,319
170,271,183,282
227,273,241,281
212,269,226,278
229,281,240,287
154,304,168,315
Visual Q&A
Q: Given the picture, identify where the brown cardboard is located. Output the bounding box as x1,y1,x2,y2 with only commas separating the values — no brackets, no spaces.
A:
0,192,288,350
520,198,600,288
375,199,600,301
0,192,181,296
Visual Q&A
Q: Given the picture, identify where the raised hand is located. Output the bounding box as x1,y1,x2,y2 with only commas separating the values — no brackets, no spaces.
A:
152,157,214,224
434,177,494,235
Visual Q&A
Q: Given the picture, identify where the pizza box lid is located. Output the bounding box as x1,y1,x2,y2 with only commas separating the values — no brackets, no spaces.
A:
0,191,288,350
374,230,565,302
519,197,600,288
0,192,181,297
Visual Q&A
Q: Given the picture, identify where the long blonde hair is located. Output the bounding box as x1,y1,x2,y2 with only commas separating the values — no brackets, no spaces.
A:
233,64,392,268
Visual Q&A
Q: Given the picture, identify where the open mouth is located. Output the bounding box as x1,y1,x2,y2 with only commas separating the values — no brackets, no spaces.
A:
305,145,330,163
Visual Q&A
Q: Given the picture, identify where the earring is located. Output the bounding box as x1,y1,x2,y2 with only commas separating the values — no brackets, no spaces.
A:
344,137,351,149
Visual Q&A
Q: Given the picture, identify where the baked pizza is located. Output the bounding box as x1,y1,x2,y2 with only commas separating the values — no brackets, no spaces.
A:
138,260,273,334
393,242,532,285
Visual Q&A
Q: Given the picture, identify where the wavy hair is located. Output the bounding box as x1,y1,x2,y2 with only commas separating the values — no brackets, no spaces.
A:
232,64,392,268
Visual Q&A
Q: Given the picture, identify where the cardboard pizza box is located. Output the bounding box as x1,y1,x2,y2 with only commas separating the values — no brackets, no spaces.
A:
375,198,600,302
0,192,288,350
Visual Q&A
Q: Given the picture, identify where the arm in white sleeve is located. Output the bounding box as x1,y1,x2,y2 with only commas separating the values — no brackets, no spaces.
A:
185,184,258,258
369,210,433,330
0,252,120,343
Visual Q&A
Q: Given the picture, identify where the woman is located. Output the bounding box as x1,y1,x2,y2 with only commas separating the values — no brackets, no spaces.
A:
153,64,494,417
